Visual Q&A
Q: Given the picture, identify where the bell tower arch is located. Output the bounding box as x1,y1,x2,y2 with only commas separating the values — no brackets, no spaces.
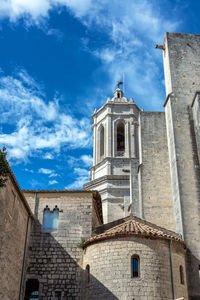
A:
84,85,140,223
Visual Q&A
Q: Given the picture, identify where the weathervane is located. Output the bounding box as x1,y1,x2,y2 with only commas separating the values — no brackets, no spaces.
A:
117,81,123,89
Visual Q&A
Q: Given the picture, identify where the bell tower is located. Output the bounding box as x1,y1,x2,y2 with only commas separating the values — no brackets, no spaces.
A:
84,84,140,223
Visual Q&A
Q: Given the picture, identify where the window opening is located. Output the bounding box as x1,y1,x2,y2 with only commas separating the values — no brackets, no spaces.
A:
86,264,90,283
43,206,59,231
180,265,184,284
117,121,125,152
117,92,120,98
131,255,139,277
24,279,39,300
54,291,62,300
100,126,104,157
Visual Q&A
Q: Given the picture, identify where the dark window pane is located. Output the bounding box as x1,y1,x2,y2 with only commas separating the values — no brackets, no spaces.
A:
131,257,139,277
117,122,125,152
100,126,104,157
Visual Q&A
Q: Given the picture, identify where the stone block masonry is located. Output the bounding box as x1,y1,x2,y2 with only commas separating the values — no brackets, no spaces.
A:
163,32,200,299
83,237,188,300
0,168,33,300
23,191,102,299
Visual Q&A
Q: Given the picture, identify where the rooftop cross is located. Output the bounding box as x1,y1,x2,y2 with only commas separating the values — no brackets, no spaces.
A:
117,81,123,89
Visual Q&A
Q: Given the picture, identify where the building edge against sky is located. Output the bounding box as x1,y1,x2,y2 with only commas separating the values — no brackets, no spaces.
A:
0,32,200,300
85,32,200,299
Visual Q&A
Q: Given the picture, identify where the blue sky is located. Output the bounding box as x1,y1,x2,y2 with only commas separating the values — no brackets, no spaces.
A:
0,0,199,190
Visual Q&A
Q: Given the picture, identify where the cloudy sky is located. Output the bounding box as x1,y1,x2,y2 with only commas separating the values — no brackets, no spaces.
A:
0,0,199,190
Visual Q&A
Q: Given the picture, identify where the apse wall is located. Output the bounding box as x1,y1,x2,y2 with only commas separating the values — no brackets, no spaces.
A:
83,236,188,300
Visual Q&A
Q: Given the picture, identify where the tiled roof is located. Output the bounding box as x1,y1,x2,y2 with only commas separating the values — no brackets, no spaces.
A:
23,189,97,193
83,218,185,247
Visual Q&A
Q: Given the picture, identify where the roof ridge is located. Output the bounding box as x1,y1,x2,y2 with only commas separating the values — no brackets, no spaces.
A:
83,217,185,248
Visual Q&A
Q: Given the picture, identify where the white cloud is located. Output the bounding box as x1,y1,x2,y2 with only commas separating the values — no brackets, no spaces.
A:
80,154,93,167
39,168,53,174
74,167,89,177
38,168,59,179
0,68,91,161
49,179,58,185
25,168,34,173
65,167,90,190
76,0,179,109
0,1,180,110
43,153,53,159
49,173,59,178
65,176,88,190
0,0,92,24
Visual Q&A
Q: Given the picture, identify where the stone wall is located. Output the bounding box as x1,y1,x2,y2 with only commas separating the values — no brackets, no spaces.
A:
23,191,102,299
83,236,188,300
0,175,33,300
163,32,200,299
138,111,175,231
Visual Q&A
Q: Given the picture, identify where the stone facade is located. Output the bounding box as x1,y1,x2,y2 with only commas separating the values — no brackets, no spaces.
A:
83,237,187,300
138,111,175,231
1,31,200,300
0,165,33,300
83,32,200,299
163,32,200,299
23,190,102,299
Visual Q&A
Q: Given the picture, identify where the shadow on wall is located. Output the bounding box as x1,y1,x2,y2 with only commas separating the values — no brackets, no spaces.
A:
186,250,200,300
24,219,118,300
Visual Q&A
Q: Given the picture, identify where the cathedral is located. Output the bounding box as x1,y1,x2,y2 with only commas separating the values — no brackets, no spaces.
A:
0,32,200,300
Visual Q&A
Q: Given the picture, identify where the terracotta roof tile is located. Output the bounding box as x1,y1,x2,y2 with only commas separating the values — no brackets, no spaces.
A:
83,218,185,247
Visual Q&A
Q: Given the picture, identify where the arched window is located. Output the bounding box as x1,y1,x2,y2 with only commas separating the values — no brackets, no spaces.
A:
24,279,39,300
117,121,125,152
43,206,59,231
100,126,104,157
180,265,184,284
131,255,140,278
86,264,90,283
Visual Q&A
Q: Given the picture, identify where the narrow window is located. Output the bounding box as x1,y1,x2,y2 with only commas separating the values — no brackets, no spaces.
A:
43,206,59,231
180,265,184,284
86,264,90,283
117,121,125,152
117,92,120,98
24,279,39,300
54,291,62,300
131,255,139,277
100,126,104,157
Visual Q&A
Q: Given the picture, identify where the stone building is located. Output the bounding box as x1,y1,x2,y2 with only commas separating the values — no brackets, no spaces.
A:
84,32,200,299
0,159,33,300
1,32,200,300
22,190,103,300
